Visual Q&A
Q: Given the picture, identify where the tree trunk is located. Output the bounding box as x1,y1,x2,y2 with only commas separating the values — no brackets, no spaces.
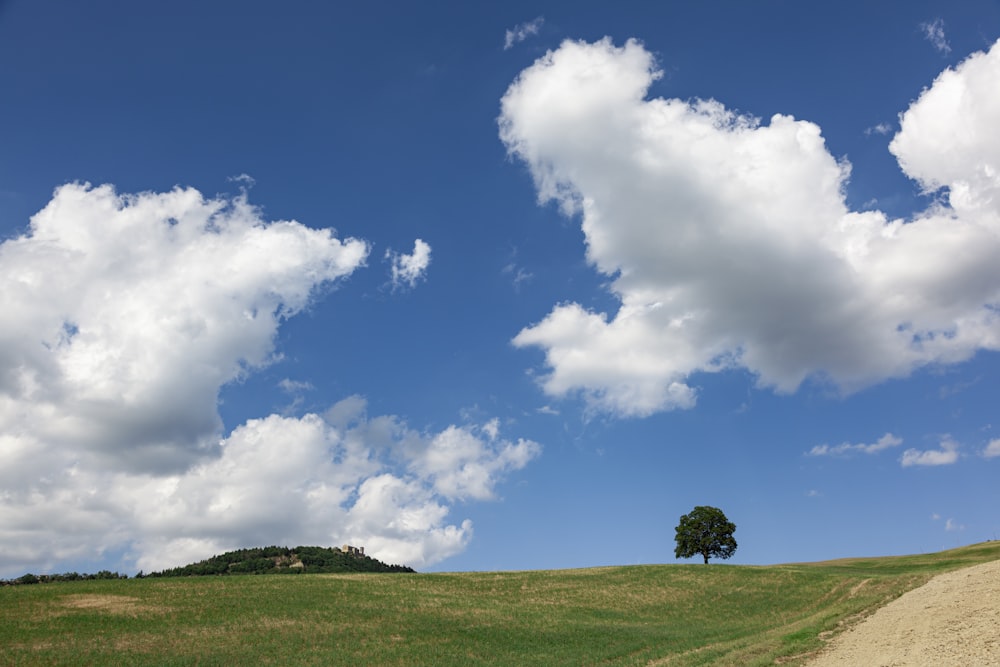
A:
703,553,709,564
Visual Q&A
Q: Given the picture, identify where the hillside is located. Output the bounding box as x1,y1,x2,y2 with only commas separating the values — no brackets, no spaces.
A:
2,542,998,666
142,545,415,577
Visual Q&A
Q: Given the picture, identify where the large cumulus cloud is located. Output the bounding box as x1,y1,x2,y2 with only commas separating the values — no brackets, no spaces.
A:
500,38,1000,417
117,401,539,573
1,183,369,473
0,184,539,576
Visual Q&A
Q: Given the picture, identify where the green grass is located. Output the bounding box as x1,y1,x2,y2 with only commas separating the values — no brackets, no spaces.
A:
2,541,998,666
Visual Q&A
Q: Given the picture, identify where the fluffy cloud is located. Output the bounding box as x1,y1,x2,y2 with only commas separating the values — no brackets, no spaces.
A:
119,403,538,573
808,433,903,457
409,422,540,501
500,38,1000,417
900,438,960,467
0,185,538,576
0,183,368,474
890,40,1000,213
386,238,432,290
0,403,539,575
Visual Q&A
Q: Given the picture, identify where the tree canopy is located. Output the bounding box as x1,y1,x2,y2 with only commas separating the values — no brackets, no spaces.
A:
143,546,415,577
674,505,737,564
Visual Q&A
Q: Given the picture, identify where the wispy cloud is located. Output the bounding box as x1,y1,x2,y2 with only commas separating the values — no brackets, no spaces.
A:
226,172,256,188
386,238,432,290
504,17,544,50
901,438,960,467
939,376,981,398
808,433,902,457
502,262,534,291
945,518,965,532
864,123,893,137
921,18,951,54
279,378,314,394
931,513,966,531
278,378,314,415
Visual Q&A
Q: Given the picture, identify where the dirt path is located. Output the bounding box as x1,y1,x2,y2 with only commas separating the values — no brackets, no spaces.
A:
806,559,1000,666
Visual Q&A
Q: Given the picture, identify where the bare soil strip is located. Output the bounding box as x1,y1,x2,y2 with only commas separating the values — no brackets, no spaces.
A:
806,559,1000,666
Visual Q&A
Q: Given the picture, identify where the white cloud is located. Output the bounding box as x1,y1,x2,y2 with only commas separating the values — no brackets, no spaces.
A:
945,518,965,532
890,41,1000,210
808,433,903,457
0,183,368,473
0,185,539,576
901,438,960,467
500,37,1000,417
921,18,951,54
983,439,1000,458
482,417,500,441
386,238,432,290
118,405,538,573
504,17,544,50
408,424,541,502
0,399,540,576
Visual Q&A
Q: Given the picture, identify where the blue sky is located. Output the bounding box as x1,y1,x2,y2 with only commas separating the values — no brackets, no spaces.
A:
2,0,1000,577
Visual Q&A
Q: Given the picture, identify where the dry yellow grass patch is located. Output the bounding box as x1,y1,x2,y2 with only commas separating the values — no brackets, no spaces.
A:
57,594,167,617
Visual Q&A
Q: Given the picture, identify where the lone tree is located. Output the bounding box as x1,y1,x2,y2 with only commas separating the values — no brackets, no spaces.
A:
674,505,737,564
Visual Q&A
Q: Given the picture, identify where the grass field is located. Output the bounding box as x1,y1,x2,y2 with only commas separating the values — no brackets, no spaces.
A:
2,541,998,666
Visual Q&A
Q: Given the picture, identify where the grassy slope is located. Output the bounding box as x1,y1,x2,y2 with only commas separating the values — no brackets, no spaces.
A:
2,541,998,667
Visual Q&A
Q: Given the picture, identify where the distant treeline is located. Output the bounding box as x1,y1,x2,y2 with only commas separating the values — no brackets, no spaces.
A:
1,546,414,585
142,545,415,577
1,571,128,586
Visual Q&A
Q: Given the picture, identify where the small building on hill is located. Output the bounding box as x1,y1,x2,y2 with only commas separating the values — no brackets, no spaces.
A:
342,544,365,557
